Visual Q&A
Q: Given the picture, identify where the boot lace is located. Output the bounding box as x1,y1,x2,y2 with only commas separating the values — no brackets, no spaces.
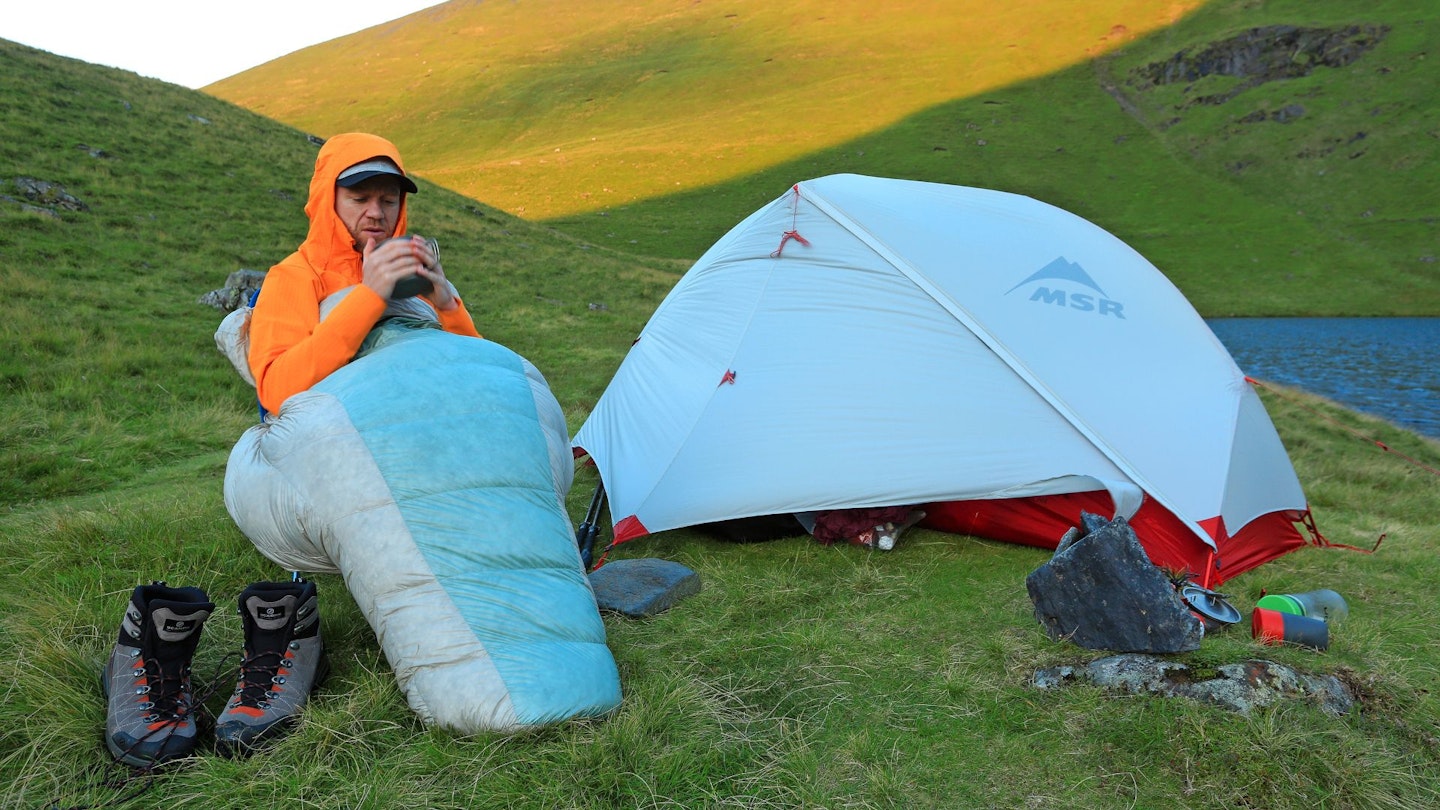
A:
233,645,291,708
138,655,194,725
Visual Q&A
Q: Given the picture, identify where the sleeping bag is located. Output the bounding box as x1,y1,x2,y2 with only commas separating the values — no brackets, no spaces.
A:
222,297,622,733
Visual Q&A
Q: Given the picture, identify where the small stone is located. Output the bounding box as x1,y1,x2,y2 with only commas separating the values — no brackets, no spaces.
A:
589,558,701,618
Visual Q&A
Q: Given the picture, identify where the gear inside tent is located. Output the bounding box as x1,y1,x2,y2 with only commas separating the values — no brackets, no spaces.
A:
573,174,1325,586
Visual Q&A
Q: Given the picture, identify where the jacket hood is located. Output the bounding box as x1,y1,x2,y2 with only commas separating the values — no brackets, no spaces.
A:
300,132,412,276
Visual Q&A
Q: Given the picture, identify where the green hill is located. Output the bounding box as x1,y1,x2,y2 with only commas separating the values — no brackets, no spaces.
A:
206,0,1204,222
206,0,1440,316
5,27,1440,810
0,38,675,507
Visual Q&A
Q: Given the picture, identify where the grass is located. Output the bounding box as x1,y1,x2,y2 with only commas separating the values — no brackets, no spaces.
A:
3,5,1440,808
7,414,1440,808
205,0,1440,317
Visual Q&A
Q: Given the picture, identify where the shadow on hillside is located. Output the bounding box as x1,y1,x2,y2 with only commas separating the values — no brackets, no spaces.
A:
536,10,1432,316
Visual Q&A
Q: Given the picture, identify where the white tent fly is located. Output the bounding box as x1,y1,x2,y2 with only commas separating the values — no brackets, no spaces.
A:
573,175,1321,585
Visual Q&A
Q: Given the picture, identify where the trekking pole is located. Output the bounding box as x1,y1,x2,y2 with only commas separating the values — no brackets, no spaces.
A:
575,481,607,572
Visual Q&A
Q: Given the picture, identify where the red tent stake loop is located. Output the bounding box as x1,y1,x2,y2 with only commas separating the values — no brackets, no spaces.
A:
771,184,811,257
771,230,810,257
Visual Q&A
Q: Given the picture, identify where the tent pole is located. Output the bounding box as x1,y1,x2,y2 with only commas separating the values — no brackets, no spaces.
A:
576,481,607,572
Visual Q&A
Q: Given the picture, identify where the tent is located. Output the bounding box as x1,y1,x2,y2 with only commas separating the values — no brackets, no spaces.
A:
573,175,1321,586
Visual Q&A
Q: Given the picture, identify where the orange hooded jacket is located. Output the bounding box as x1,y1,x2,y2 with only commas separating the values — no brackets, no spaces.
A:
248,133,480,414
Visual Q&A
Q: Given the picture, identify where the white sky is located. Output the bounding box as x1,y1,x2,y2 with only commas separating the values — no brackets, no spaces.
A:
3,1,446,89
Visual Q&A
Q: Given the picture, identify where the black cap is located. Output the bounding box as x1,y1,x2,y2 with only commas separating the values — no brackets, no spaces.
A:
336,157,418,194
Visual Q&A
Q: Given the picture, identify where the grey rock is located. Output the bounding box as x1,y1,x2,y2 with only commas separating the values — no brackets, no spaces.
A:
1,194,60,218
589,558,701,619
1274,103,1307,123
11,177,88,212
1036,653,1354,716
1136,25,1389,88
1031,665,1077,689
1026,513,1202,653
199,268,267,311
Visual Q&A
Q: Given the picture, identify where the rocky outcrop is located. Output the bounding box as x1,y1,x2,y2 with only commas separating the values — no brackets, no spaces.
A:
1035,653,1355,716
199,268,267,311
2,176,89,217
1132,24,1389,106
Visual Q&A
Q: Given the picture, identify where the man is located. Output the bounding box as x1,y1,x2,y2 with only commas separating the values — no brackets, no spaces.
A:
105,134,485,763
111,133,482,765
228,133,484,751
212,132,620,746
248,131,480,415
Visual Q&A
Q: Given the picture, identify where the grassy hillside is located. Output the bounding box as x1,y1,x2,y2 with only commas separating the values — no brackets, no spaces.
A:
0,37,677,509
206,0,1440,316
5,34,1440,810
207,0,1204,219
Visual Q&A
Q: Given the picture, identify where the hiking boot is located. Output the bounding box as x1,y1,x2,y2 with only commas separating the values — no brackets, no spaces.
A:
215,579,328,756
100,583,214,768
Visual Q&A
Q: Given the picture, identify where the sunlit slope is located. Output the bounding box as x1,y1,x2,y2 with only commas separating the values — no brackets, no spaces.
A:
207,0,1202,219
207,0,1439,315
539,0,1440,314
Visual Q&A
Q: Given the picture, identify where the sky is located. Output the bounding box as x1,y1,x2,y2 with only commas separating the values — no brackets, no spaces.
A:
4,1,446,89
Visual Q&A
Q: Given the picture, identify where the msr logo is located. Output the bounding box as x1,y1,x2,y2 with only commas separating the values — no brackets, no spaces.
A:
1006,257,1126,318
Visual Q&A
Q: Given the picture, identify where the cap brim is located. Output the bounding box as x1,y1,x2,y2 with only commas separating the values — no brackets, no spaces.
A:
336,170,418,194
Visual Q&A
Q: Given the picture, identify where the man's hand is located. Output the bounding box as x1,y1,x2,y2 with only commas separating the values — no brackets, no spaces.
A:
360,237,418,300
407,235,459,311
360,235,457,309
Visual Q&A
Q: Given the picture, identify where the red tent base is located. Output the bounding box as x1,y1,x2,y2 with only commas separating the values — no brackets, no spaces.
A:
921,492,1310,587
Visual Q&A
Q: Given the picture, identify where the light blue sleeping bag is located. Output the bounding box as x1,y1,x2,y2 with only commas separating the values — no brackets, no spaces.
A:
223,308,621,732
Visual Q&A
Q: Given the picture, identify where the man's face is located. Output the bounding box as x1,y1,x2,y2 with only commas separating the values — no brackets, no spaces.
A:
334,177,404,248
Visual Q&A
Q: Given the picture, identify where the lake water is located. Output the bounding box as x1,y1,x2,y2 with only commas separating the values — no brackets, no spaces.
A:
1206,318,1440,440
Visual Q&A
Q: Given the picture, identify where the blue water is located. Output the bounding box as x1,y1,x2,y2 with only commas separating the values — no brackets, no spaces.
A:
1206,318,1440,440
